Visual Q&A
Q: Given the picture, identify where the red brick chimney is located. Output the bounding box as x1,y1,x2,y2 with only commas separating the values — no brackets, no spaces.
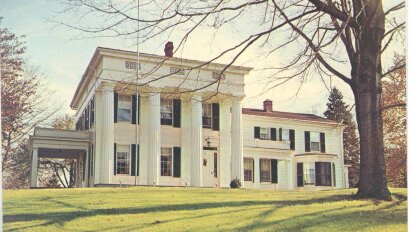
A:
164,41,174,57
263,99,273,112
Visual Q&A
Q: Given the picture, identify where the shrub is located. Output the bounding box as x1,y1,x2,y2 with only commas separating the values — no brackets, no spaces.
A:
230,178,241,188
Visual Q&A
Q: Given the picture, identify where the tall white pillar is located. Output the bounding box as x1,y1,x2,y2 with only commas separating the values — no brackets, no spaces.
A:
231,98,243,183
147,92,161,185
30,148,38,188
191,95,203,186
180,95,192,186
254,157,260,189
219,99,232,187
139,95,149,185
101,84,115,184
94,90,103,184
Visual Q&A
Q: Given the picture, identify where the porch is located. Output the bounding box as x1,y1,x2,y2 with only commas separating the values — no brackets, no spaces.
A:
29,127,91,188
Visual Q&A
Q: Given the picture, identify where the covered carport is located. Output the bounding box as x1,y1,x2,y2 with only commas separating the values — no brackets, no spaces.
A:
29,127,91,188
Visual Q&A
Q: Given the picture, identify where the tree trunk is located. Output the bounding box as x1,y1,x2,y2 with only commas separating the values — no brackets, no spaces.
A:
352,0,391,200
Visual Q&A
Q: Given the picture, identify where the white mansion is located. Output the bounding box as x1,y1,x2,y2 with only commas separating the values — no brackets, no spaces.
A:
29,43,349,190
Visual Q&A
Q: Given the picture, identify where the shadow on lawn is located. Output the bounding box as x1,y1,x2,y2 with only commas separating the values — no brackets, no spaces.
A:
4,193,406,231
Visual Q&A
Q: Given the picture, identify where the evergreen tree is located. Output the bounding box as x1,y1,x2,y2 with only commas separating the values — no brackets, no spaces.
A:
324,87,360,187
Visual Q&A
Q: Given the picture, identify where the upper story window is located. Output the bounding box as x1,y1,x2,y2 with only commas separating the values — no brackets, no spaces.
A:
116,145,130,175
212,72,226,80
202,103,212,128
310,132,320,151
161,147,173,176
260,128,271,140
170,67,185,75
118,95,132,122
160,99,173,125
281,129,289,141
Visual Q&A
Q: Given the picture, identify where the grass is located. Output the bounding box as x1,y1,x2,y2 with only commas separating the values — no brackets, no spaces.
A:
3,187,407,232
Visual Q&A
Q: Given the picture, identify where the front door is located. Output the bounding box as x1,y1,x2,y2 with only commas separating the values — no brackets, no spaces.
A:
202,151,218,187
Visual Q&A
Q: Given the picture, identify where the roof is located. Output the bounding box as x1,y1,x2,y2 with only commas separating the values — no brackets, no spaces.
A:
242,108,342,125
71,47,253,109
97,47,254,71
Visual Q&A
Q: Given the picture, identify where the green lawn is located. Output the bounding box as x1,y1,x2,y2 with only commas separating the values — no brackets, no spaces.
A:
3,187,407,231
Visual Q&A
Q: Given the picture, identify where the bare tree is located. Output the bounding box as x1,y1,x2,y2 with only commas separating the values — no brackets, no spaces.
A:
1,18,60,188
55,0,405,200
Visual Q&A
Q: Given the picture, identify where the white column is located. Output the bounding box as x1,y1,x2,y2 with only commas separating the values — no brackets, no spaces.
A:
191,95,203,187
94,90,102,184
231,98,243,183
181,95,192,186
287,160,294,190
101,84,115,184
147,92,161,185
139,95,149,185
253,157,260,189
30,148,38,188
219,99,231,187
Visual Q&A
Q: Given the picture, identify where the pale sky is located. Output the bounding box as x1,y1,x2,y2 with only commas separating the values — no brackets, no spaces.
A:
1,0,405,117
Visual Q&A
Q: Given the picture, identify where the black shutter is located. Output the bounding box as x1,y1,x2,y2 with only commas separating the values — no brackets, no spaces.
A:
132,95,137,124
279,128,282,141
173,99,181,128
252,159,255,183
114,93,118,123
271,159,278,183
254,127,260,139
320,133,326,153
173,147,181,177
131,144,136,176
270,128,277,141
137,95,141,125
90,97,95,127
259,159,262,182
212,103,220,131
114,143,117,175
304,131,310,152
137,145,140,176
297,163,304,187
289,129,295,150
315,162,321,186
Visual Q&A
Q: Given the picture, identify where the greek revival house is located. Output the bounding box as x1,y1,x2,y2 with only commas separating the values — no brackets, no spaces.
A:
29,43,349,190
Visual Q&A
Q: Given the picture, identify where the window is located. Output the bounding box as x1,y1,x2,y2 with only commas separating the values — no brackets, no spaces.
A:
118,95,132,122
303,163,315,185
161,148,172,176
260,128,271,140
316,162,332,186
170,67,185,75
116,145,130,175
244,158,253,181
260,159,271,182
212,72,226,80
282,129,289,141
202,103,212,128
310,132,320,151
160,99,173,125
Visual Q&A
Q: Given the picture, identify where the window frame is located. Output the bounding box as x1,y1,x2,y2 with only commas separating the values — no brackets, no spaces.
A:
303,162,315,185
161,147,173,177
244,158,254,182
117,95,133,123
259,127,271,140
116,144,131,175
310,132,321,152
160,99,173,125
316,162,332,186
281,129,290,141
260,159,271,182
202,103,213,129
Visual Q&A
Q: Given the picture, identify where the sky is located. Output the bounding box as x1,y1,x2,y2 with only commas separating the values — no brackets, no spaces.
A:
0,0,405,117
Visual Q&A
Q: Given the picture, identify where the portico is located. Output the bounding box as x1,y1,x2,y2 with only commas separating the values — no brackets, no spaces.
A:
29,127,91,188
